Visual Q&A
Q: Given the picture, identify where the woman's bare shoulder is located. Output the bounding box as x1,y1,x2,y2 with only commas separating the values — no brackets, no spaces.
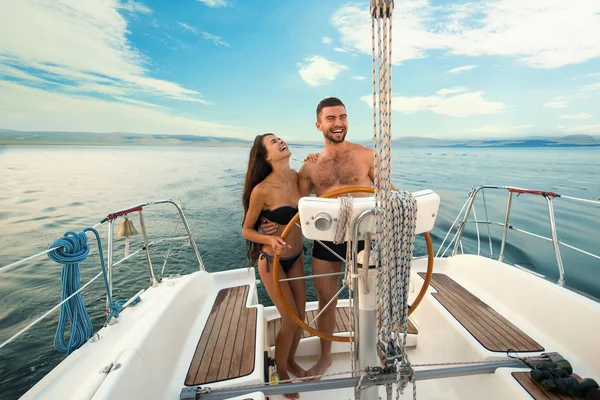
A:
251,181,269,200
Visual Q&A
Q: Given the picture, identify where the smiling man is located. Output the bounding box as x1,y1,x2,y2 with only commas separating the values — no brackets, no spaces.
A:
260,97,380,377
297,97,376,377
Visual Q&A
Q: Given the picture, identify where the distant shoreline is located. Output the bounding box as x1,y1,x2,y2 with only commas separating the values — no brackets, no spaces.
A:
2,141,599,149
1,130,598,148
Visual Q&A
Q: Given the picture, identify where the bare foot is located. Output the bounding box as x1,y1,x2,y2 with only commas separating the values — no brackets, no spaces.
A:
306,356,332,380
278,372,300,399
288,361,307,379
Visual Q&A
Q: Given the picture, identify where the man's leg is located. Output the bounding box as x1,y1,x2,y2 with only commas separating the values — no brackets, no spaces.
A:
308,255,343,377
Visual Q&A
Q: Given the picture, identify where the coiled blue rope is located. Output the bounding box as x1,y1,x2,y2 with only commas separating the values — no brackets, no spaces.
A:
47,228,124,354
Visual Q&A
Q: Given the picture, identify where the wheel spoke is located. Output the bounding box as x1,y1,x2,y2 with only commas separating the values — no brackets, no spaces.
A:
279,271,344,282
314,239,347,263
307,283,347,328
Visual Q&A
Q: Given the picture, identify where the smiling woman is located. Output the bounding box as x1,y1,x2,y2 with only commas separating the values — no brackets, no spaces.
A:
241,133,308,395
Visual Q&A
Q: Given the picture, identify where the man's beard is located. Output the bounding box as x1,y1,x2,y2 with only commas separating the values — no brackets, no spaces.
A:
324,129,347,143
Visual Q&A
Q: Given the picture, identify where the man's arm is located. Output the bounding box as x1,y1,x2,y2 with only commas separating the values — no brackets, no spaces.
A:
298,162,314,197
367,147,397,190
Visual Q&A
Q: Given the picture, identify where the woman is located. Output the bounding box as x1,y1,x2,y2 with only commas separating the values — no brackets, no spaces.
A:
242,133,307,398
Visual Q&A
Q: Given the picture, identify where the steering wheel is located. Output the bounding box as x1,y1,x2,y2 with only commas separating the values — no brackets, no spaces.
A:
272,186,434,343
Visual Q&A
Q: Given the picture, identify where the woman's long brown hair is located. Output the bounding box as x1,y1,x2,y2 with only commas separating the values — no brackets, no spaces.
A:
242,133,274,268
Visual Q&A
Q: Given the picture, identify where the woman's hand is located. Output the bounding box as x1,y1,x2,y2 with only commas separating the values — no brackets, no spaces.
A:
268,236,291,254
304,152,320,162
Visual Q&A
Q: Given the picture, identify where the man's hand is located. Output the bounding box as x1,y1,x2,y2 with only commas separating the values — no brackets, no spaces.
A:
304,152,320,162
259,217,279,236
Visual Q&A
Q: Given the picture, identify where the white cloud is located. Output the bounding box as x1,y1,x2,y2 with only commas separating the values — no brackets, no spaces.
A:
67,83,128,96
583,82,600,91
0,1,207,103
560,113,592,119
572,72,600,79
332,1,600,69
436,86,467,95
115,96,171,110
543,100,567,109
465,125,534,133
178,22,198,35
196,0,227,7
322,36,333,44
560,124,600,134
0,81,243,137
176,22,228,47
334,47,348,53
297,56,348,87
0,63,55,84
201,32,229,47
446,65,477,74
119,0,152,14
361,88,506,117
350,76,366,81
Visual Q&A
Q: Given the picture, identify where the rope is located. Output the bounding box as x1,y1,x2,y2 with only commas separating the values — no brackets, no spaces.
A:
334,196,353,244
378,191,418,398
370,1,418,398
47,228,126,354
161,216,181,276
333,195,356,371
0,222,102,275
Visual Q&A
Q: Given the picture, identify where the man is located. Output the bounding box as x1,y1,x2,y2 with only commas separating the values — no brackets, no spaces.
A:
263,97,381,377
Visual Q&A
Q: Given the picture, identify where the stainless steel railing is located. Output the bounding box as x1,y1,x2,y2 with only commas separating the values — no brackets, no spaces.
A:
0,199,205,349
437,185,600,287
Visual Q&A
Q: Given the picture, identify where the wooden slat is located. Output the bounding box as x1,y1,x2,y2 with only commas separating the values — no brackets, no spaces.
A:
267,306,418,347
187,287,234,385
335,307,347,332
184,290,224,385
419,273,544,353
408,320,418,335
340,307,352,332
216,286,246,381
206,286,242,382
512,372,580,400
185,285,256,386
435,274,538,350
240,306,257,375
228,294,250,378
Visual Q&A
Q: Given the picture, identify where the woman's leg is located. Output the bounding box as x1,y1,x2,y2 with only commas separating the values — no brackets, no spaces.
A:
285,256,307,378
259,256,302,399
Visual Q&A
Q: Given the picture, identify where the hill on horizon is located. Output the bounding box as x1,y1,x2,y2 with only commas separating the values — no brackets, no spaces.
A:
0,129,599,148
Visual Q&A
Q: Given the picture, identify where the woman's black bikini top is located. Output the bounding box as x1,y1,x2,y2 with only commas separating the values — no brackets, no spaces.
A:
260,205,298,225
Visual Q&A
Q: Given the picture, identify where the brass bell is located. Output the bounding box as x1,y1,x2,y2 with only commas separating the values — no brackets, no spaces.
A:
117,216,138,237
117,216,138,257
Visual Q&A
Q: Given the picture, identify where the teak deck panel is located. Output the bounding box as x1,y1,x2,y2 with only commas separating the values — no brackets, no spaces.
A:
185,285,257,386
512,372,585,400
419,272,544,353
267,306,418,347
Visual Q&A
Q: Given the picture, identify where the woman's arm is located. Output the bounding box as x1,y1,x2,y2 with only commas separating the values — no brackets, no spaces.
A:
242,186,290,253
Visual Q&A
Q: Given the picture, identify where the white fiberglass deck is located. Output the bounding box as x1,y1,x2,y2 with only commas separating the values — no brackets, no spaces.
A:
22,255,600,400
264,255,600,399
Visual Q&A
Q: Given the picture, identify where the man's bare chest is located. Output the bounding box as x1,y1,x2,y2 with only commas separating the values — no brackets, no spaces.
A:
312,155,368,190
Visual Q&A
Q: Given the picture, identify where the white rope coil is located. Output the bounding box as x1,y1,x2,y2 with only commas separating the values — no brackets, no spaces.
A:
334,195,353,245
369,0,419,398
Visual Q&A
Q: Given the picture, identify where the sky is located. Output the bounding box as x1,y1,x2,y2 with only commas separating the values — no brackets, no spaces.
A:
0,0,599,142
